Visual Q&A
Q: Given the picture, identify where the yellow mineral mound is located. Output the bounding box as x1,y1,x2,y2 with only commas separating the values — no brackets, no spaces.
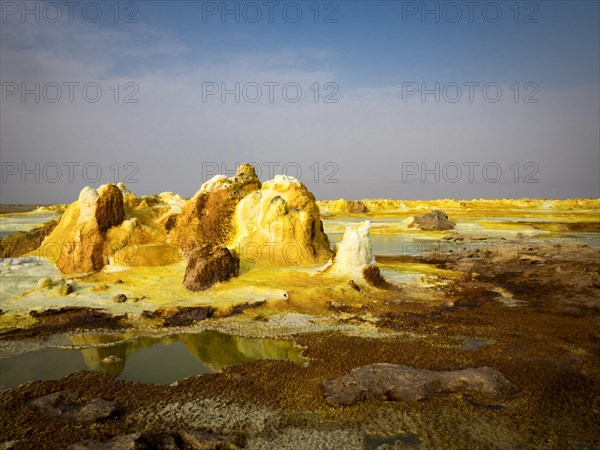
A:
109,243,182,269
231,175,332,265
105,217,166,255
318,199,369,215
40,184,183,273
40,184,125,273
158,192,186,211
30,165,340,274
168,164,262,254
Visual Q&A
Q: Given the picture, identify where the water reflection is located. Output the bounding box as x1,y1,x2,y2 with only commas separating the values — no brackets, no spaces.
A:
78,331,305,378
0,331,305,388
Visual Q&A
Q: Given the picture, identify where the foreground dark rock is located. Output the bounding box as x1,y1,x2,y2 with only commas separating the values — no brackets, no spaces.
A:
28,391,116,422
409,210,455,231
228,300,267,316
112,293,127,303
323,363,517,406
183,244,240,291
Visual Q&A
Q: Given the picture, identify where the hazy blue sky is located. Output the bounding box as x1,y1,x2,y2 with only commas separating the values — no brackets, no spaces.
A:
1,0,599,202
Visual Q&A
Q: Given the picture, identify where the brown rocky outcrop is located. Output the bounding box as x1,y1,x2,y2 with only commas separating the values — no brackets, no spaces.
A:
169,164,261,254
94,184,125,233
40,185,125,273
409,210,455,231
323,363,517,406
348,200,368,213
183,244,240,291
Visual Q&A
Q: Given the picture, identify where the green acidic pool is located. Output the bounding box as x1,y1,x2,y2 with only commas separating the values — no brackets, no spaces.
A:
0,330,306,389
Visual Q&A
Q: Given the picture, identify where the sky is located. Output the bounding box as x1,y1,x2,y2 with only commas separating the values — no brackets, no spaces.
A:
1,0,599,203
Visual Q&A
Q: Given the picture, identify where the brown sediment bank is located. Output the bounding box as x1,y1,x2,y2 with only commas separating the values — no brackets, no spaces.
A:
0,307,128,341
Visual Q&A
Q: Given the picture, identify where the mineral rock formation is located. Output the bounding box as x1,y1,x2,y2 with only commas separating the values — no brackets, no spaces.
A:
169,164,262,254
36,277,54,289
104,216,178,268
183,244,240,291
109,243,182,268
231,175,331,265
41,184,125,273
94,184,125,232
319,199,369,214
117,182,137,209
0,219,57,258
41,183,184,273
323,363,518,406
408,210,455,231
37,165,331,274
348,200,368,213
327,221,375,276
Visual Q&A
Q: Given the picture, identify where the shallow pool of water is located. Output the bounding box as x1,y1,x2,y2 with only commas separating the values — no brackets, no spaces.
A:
324,216,600,255
0,213,58,239
0,330,306,389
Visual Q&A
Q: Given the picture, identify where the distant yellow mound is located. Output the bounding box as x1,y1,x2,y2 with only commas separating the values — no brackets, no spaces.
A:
318,198,600,214
39,184,181,274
